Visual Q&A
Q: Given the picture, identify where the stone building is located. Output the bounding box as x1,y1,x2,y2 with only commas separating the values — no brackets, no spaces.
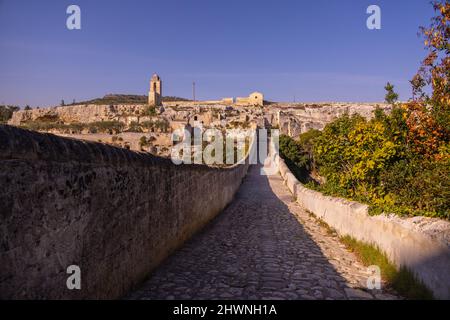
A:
236,92,264,107
148,73,162,106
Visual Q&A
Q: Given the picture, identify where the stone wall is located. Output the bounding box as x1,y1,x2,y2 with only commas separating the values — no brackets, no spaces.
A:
0,125,250,299
8,103,224,126
271,148,450,299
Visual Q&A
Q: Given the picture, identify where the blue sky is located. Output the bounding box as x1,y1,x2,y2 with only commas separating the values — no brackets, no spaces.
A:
0,0,436,106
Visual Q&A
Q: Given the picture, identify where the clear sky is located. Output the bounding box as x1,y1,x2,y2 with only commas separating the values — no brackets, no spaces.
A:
0,0,436,106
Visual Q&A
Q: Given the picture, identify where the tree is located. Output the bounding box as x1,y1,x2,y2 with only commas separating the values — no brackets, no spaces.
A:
61,99,65,106
404,0,449,158
412,1,449,108
142,105,156,116
0,105,20,123
24,105,32,110
284,1,450,219
139,136,149,150
384,82,399,104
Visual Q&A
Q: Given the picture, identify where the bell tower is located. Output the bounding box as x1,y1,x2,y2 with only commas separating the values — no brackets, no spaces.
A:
148,73,162,106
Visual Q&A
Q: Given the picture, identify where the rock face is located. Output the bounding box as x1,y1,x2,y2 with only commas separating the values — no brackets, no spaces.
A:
0,125,251,299
265,103,391,138
8,104,148,126
8,103,390,134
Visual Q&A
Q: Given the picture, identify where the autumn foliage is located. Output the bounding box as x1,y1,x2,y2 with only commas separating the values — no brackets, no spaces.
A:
405,0,449,159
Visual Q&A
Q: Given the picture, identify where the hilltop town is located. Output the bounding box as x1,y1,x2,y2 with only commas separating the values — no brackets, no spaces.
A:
2,0,449,304
7,74,390,157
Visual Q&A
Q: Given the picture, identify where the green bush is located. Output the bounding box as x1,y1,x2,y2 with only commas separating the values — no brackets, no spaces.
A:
141,120,154,130
154,119,169,133
279,135,310,168
88,121,125,134
139,136,149,149
0,105,20,123
377,158,450,219
19,118,129,135
294,108,450,220
279,134,312,183
127,121,143,132
142,105,157,116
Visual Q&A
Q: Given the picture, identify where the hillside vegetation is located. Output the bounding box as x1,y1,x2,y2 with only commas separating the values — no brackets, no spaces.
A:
0,105,20,123
67,94,190,106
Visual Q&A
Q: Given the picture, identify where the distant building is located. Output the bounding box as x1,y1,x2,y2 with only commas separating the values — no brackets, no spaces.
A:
150,73,264,107
236,92,264,107
148,73,162,106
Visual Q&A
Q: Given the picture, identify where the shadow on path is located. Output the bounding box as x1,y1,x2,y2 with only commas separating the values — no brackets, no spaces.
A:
127,165,372,300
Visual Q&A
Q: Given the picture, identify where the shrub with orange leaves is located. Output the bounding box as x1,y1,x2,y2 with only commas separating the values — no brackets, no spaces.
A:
406,0,449,159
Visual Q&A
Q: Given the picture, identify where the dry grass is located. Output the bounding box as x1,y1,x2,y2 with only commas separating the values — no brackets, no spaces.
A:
340,235,434,300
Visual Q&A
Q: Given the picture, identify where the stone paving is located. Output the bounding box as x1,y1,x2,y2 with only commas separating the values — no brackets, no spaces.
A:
128,165,401,300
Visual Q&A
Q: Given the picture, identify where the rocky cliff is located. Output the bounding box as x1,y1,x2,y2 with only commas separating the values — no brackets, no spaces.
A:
8,104,148,126
267,103,391,138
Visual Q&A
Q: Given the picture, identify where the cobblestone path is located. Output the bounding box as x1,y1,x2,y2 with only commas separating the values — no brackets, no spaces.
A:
128,165,400,300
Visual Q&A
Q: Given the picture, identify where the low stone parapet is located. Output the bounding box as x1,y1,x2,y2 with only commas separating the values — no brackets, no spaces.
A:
273,152,450,299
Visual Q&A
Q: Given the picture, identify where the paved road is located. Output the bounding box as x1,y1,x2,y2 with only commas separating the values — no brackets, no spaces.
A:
128,165,400,300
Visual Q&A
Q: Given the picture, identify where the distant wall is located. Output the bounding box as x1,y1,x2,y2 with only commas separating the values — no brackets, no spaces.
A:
0,125,250,299
272,149,450,299
162,98,233,107
8,104,150,126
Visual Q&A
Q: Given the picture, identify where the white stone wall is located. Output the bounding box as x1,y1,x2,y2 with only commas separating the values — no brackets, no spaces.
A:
271,144,450,299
